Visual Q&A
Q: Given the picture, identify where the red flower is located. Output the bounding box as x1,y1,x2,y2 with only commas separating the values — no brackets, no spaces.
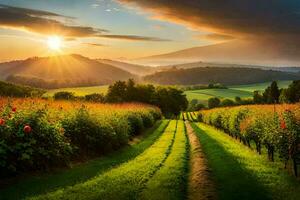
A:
23,125,32,134
280,120,287,129
12,107,16,112
0,118,5,126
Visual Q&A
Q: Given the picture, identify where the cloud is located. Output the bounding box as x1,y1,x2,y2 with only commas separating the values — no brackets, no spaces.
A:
0,4,169,42
0,4,108,37
99,34,171,41
196,34,235,42
84,43,106,47
118,0,300,39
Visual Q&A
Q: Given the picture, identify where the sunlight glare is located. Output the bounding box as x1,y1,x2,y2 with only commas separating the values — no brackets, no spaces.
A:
47,36,62,51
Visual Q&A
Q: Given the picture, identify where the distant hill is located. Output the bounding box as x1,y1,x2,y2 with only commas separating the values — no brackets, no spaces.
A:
0,54,135,88
144,67,300,85
96,59,157,76
0,80,45,97
158,61,300,73
134,40,300,66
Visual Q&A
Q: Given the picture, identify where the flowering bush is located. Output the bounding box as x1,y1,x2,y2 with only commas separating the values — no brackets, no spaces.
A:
0,98,161,177
198,104,300,175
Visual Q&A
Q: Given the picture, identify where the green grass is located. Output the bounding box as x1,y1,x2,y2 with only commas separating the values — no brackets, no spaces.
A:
0,120,169,200
31,120,178,200
229,80,292,92
191,123,300,200
44,85,109,97
185,80,292,104
140,121,188,200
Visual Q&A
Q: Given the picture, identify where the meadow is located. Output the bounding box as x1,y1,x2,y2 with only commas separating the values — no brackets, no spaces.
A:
185,80,292,104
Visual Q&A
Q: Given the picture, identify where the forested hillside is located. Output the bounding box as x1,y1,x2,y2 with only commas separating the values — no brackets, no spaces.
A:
144,67,300,85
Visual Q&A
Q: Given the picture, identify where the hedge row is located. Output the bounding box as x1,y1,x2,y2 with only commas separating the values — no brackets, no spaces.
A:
0,98,161,177
198,104,300,176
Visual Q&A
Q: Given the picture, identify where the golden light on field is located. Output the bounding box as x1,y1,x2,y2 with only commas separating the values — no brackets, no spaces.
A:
47,36,62,51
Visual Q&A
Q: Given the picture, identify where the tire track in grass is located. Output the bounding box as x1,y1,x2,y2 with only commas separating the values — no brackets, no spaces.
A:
31,120,178,200
192,123,280,200
186,122,216,200
140,120,189,200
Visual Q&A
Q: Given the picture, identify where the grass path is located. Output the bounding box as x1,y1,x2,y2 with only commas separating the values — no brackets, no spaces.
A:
192,123,300,200
186,122,216,200
140,120,189,200
0,120,169,200
31,120,178,200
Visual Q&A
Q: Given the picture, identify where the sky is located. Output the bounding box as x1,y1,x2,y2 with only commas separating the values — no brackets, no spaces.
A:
0,0,211,61
0,0,300,65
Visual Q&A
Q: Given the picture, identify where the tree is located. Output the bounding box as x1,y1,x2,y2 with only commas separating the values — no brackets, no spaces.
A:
279,89,290,103
235,96,242,104
208,97,220,109
106,81,127,103
126,79,137,101
286,80,300,103
54,91,75,100
221,99,235,107
263,81,280,103
253,91,264,104
85,93,105,103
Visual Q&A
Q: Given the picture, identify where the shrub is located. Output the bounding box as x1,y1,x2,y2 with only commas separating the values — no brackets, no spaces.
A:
0,98,162,177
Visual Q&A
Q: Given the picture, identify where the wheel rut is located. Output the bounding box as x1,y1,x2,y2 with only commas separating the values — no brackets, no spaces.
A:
186,122,217,200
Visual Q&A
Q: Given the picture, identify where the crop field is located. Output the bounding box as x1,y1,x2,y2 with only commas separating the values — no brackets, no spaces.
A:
44,85,109,97
1,101,300,200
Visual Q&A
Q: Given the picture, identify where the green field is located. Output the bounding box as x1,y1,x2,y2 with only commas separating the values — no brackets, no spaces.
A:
229,80,292,92
44,81,292,103
184,80,292,104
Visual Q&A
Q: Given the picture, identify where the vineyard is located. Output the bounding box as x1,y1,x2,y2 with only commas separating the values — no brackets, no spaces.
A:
1,100,300,200
198,104,300,176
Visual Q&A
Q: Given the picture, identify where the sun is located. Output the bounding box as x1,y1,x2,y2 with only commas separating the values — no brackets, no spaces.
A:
47,36,62,51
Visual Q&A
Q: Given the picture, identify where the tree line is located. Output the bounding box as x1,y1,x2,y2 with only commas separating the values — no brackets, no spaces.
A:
191,80,300,110
54,79,188,117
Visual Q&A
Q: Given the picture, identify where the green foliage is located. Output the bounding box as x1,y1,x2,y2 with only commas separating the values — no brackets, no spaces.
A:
263,81,280,103
84,93,105,103
199,105,300,175
0,121,169,200
0,80,45,97
221,98,235,107
106,80,188,116
0,99,161,177
0,106,72,177
208,97,220,109
32,121,178,200
54,91,75,100
192,123,300,200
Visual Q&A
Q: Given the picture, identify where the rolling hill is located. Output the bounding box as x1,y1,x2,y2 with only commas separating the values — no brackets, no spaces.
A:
144,67,300,85
96,59,157,76
0,54,135,88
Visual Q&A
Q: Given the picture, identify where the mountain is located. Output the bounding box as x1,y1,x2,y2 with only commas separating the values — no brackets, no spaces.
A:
134,39,300,66
0,54,135,88
144,67,300,85
96,59,157,76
